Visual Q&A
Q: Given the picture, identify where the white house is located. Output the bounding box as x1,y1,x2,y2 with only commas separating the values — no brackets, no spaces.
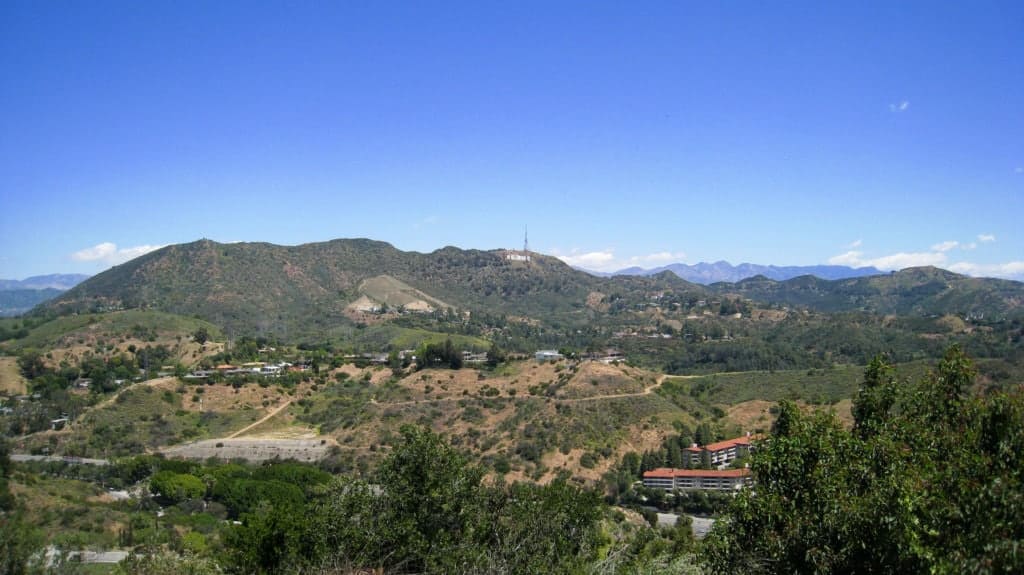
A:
535,350,563,362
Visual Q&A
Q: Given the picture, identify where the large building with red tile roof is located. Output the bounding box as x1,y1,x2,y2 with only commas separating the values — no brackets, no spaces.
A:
642,468,752,492
685,432,761,468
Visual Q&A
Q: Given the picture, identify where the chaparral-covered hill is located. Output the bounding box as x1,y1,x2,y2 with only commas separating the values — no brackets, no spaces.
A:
38,238,704,340
22,238,1023,375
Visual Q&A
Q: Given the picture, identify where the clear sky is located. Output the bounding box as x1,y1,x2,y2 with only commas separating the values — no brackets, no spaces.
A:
2,1,1022,279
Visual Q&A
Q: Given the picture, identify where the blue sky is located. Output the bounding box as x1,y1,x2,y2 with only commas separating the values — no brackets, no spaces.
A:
2,1,1022,280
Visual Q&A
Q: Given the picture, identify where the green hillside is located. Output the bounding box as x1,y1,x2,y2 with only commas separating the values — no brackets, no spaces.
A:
2,310,221,352
37,238,706,340
713,267,1024,319
0,288,64,317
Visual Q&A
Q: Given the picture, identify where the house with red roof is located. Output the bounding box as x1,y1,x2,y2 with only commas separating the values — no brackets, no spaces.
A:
685,432,761,468
642,468,752,492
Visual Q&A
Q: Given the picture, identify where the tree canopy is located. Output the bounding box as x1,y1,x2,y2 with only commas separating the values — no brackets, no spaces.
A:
705,346,1024,574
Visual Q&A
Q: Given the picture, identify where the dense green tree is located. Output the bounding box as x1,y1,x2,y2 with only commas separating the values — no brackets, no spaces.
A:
852,355,897,439
0,437,45,575
284,426,604,574
149,471,205,504
705,346,1024,574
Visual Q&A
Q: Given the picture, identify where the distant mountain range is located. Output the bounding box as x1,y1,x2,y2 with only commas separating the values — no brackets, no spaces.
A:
588,261,883,284
0,274,90,316
0,274,91,291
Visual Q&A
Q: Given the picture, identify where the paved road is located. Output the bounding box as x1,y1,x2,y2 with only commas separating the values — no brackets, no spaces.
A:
690,516,716,539
11,454,109,466
161,437,330,462
655,513,716,538
46,547,128,564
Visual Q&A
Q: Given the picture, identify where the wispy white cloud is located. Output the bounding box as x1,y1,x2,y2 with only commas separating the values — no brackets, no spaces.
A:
931,240,959,252
978,234,996,243
554,250,618,270
552,249,686,272
846,239,863,249
413,215,439,230
828,239,1023,280
828,250,947,270
948,261,1024,279
70,242,164,265
629,251,687,265
889,100,910,113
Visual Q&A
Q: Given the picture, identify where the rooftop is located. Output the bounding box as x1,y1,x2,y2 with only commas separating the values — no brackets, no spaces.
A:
643,468,751,479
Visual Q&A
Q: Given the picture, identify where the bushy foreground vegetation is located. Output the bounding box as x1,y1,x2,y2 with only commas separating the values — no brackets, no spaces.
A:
2,346,1021,574
706,346,1024,574
0,427,697,575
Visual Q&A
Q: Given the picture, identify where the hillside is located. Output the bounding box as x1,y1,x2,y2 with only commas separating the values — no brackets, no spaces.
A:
23,239,1024,377
712,267,1024,319
39,238,705,339
0,288,64,317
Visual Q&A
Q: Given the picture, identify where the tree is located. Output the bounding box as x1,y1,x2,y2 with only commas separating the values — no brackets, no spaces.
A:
192,327,209,345
0,436,45,575
149,471,205,504
694,422,712,447
852,355,897,439
300,426,604,575
705,347,1024,574
16,349,47,380
486,342,507,368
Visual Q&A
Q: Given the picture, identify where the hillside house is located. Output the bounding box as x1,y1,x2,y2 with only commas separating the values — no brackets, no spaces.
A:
643,468,752,492
685,433,760,468
535,350,563,362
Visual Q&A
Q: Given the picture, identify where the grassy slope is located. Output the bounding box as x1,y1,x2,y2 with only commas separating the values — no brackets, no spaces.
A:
10,475,130,549
0,356,27,395
5,310,221,352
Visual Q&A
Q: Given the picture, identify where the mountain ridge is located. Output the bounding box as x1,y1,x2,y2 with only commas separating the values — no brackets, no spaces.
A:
0,273,90,291
0,274,90,316
39,238,705,338
35,239,1024,343
587,261,883,284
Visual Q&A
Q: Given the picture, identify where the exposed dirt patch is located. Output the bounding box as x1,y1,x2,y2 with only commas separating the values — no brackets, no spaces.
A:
726,400,776,431
832,399,854,427
556,362,651,399
538,424,671,485
750,309,788,321
46,339,223,370
0,356,27,395
161,437,334,462
586,291,608,312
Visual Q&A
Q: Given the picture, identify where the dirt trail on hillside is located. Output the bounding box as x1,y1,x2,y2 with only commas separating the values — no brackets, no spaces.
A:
89,377,177,412
561,374,669,403
181,372,679,461
377,373,673,408
227,400,292,438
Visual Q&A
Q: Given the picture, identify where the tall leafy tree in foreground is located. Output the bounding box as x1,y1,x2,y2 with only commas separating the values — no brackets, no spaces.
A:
0,436,45,575
226,425,603,574
705,346,1024,574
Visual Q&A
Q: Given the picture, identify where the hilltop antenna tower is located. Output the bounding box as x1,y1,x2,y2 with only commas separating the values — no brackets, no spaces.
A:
504,226,532,263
